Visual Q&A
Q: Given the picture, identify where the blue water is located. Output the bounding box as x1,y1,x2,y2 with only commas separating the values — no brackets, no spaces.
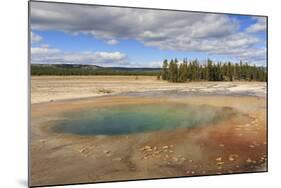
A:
52,103,234,136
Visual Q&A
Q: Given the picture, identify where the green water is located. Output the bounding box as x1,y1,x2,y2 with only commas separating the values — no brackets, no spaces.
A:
52,103,233,136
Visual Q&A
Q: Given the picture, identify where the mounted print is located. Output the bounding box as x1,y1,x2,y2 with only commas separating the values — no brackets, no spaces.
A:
29,1,268,187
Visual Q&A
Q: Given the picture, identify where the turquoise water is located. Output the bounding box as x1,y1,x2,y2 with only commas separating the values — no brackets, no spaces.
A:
52,103,233,136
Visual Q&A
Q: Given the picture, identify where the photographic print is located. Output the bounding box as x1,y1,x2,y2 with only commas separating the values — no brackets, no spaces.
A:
29,1,267,187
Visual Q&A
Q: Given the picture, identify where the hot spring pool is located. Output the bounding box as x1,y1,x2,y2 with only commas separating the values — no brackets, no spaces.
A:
52,103,234,136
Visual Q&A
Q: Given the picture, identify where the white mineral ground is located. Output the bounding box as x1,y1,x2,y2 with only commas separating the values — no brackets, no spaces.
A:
30,76,267,187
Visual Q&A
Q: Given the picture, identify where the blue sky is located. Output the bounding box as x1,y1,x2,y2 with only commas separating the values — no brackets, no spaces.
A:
30,2,267,67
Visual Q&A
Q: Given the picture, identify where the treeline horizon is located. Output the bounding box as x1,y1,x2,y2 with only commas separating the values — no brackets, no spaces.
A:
159,59,267,82
30,60,267,82
31,64,159,76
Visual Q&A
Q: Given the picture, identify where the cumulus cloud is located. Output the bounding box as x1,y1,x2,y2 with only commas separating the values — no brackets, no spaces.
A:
145,61,163,68
31,32,42,43
31,46,128,66
31,46,60,55
30,1,267,64
106,39,118,45
246,17,267,33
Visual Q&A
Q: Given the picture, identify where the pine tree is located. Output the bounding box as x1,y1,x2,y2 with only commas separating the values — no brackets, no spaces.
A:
161,59,169,80
182,60,188,82
174,58,179,82
168,59,174,82
207,59,213,81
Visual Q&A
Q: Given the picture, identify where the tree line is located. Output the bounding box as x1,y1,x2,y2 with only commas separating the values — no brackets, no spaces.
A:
160,59,267,82
31,65,159,76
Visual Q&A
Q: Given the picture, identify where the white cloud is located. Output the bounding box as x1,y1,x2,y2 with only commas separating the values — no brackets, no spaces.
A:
31,32,42,43
145,61,163,68
30,2,267,64
106,39,118,45
31,46,60,55
31,46,128,66
40,44,49,48
246,17,267,33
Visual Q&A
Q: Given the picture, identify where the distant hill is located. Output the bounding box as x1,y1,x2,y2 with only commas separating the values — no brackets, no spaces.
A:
31,64,161,76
